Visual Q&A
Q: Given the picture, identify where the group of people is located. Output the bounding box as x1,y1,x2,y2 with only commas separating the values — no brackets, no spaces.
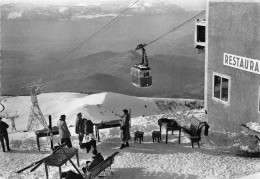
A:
56,112,95,148
1,108,130,176
75,113,94,145
57,112,103,174
57,109,131,150
0,108,131,154
58,109,131,177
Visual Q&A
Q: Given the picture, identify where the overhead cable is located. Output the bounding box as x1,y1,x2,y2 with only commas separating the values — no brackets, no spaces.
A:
144,10,206,47
62,0,140,59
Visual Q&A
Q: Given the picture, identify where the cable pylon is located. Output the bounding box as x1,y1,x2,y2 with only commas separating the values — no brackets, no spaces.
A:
26,83,48,131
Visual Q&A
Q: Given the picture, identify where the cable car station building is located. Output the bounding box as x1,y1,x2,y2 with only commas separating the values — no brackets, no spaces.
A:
197,0,260,131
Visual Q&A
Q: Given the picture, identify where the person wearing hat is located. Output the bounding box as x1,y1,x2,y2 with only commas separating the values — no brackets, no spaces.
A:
57,115,72,148
0,117,11,152
119,109,131,149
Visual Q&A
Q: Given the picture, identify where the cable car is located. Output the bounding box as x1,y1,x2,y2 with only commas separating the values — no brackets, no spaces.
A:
131,64,152,88
131,44,152,88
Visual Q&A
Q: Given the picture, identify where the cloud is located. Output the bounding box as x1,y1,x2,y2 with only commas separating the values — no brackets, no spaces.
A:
1,0,206,11
7,11,23,19
71,13,125,20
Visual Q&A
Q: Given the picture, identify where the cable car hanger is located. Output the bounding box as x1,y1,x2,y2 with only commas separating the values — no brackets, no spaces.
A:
135,44,148,67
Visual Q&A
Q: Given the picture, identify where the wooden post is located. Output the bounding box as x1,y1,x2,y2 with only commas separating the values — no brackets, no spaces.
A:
76,152,80,167
95,126,98,139
36,136,40,151
179,129,181,144
166,126,168,144
45,163,49,179
97,128,100,142
129,109,131,128
59,166,62,179
49,115,53,149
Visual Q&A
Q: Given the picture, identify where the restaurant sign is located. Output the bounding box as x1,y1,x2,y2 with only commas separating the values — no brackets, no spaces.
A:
223,53,260,74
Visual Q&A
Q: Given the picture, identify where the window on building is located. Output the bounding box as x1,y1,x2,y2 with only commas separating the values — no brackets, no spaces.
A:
197,25,205,43
213,73,230,103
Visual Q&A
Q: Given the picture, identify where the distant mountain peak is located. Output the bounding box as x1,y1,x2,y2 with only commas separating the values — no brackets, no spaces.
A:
1,1,187,21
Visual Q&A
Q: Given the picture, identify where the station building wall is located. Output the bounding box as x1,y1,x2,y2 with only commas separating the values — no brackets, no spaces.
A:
206,0,260,131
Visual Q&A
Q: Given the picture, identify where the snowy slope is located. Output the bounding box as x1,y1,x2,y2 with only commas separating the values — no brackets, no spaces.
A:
0,92,200,132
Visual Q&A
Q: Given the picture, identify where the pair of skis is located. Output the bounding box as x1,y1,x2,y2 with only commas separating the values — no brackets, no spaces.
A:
16,143,83,177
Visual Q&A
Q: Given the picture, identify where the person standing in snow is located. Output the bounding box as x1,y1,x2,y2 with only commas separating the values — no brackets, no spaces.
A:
84,118,94,141
75,113,85,145
119,109,131,149
0,117,11,152
57,115,72,148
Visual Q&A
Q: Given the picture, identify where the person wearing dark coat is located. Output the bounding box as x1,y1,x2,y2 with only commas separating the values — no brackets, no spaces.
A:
119,109,131,149
75,113,85,145
84,118,94,141
82,149,104,173
87,149,104,170
0,117,11,152
57,115,72,148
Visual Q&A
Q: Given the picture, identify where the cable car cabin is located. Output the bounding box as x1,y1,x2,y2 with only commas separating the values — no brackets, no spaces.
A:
131,64,152,88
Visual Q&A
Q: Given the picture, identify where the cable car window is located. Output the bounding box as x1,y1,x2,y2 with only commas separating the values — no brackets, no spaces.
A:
144,71,149,77
139,71,144,77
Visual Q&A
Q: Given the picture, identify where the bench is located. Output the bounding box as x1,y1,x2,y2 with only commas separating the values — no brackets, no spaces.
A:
182,116,209,148
84,152,119,179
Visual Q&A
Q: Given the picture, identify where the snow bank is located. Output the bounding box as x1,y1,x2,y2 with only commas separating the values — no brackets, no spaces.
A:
0,92,200,131
246,122,260,133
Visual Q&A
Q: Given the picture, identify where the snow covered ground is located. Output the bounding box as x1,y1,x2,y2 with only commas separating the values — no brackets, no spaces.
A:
0,92,260,179
246,122,260,133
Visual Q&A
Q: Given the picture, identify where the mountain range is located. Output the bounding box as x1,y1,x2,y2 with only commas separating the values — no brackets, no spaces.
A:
1,2,187,20
1,50,204,98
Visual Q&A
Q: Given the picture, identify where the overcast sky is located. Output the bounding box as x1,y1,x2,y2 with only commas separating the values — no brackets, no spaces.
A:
1,0,206,10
